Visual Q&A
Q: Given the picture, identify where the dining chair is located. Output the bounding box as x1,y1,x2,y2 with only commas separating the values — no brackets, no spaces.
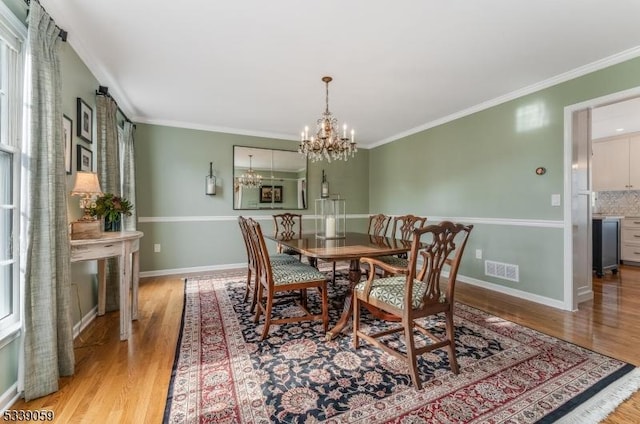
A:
354,221,473,390
238,216,298,311
376,214,428,269
247,218,329,340
273,213,303,260
368,214,392,237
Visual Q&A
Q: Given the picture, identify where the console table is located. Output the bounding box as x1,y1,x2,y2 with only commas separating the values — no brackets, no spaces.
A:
70,231,144,341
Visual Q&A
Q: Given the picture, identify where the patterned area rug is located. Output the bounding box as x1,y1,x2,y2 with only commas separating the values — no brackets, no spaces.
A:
163,270,640,423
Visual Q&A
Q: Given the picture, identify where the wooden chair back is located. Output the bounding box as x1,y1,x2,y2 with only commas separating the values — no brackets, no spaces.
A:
273,213,302,255
367,214,391,237
408,221,472,310
390,214,427,240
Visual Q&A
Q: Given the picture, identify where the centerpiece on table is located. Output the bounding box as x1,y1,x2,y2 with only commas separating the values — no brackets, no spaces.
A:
90,192,133,232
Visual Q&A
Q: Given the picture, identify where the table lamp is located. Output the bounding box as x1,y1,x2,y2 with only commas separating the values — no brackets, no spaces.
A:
70,171,103,239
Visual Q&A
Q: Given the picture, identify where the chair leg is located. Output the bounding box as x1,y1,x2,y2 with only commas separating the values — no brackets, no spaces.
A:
320,285,328,332
404,322,422,390
300,288,308,309
332,261,336,284
250,272,259,313
253,282,264,323
352,295,360,349
260,291,275,340
243,268,252,302
445,311,459,374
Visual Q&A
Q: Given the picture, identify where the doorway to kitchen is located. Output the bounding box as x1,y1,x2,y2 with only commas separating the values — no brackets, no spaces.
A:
566,87,640,311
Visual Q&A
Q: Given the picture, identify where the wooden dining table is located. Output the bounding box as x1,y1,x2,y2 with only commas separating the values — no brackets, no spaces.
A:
265,232,413,340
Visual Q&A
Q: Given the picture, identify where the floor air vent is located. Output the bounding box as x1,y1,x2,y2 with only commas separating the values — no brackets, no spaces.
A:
485,260,519,282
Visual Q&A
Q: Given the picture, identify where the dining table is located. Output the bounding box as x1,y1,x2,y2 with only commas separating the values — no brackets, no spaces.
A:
265,231,413,340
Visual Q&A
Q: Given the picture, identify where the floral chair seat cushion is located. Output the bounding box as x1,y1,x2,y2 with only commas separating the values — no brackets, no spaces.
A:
272,264,327,286
375,255,409,268
270,253,299,265
355,276,427,310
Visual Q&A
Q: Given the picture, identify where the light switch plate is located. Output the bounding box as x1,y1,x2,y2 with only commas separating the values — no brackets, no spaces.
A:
551,194,561,206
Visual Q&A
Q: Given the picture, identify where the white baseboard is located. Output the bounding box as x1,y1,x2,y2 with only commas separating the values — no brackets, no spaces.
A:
143,263,568,311
73,306,98,339
140,262,247,278
577,287,594,303
454,273,568,310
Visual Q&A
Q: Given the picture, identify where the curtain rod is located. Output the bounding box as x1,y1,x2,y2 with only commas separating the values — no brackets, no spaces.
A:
96,86,135,127
24,0,68,42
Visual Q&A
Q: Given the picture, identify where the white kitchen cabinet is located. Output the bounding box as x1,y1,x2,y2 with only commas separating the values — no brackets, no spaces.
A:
592,134,640,191
621,217,640,264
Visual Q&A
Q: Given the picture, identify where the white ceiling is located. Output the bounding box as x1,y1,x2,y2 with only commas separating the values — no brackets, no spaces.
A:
592,97,640,140
40,0,640,148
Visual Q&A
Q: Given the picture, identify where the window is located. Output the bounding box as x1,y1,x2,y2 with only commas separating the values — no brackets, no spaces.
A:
0,3,25,340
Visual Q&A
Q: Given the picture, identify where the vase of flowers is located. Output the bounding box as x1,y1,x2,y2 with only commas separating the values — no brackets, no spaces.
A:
90,193,133,232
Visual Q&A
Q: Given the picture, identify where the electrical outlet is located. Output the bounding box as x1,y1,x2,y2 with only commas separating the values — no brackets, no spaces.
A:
154,243,161,253
551,194,561,206
475,249,482,259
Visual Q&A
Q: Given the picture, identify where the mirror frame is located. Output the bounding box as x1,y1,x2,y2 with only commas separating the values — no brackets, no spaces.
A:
233,145,308,210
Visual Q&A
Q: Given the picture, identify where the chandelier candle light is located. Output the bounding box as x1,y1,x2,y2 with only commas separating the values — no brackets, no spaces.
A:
299,76,356,162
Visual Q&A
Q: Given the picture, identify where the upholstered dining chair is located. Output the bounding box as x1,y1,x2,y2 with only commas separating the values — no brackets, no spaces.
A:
375,214,428,270
247,218,329,340
238,216,298,311
273,213,303,260
368,213,392,237
354,221,473,390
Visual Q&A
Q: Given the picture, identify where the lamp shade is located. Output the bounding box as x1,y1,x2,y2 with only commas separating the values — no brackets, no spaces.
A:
71,171,103,197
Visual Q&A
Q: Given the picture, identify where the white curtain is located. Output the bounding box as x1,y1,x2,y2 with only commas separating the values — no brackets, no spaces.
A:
20,1,74,401
96,94,120,310
119,121,136,231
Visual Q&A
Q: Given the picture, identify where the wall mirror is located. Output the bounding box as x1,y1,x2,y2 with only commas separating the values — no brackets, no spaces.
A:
233,146,308,210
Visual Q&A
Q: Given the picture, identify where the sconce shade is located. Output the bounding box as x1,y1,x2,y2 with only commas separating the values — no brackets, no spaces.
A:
206,162,216,195
71,171,103,197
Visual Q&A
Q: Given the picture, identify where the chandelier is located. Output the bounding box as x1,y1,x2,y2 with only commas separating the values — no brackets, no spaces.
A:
299,76,356,162
235,154,262,188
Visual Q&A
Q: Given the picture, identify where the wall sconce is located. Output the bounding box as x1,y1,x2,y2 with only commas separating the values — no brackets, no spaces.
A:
206,162,216,195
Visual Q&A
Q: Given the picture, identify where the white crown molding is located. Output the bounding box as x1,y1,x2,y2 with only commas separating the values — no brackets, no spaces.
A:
369,46,640,149
40,1,137,117
133,117,299,141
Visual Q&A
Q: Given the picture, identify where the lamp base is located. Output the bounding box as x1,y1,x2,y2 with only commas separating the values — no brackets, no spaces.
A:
70,220,101,240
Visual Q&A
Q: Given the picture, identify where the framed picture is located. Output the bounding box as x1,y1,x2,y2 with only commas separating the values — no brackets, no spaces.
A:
77,144,92,172
260,185,283,203
76,97,93,143
63,114,72,174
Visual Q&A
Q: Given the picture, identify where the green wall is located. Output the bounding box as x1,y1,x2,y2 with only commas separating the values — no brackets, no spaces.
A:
134,123,370,273
370,57,640,301
135,124,369,275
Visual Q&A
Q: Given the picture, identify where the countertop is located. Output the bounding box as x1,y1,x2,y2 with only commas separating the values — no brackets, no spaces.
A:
592,214,625,220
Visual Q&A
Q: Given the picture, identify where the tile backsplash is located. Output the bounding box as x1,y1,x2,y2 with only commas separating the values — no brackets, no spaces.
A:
594,190,640,216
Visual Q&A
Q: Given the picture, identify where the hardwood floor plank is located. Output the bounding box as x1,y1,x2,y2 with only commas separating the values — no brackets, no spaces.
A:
9,269,640,422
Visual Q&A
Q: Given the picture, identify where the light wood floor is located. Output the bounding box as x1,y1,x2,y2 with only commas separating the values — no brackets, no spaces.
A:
9,266,640,423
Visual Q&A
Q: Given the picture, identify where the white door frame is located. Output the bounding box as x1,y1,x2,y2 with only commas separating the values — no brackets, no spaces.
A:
563,86,640,311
